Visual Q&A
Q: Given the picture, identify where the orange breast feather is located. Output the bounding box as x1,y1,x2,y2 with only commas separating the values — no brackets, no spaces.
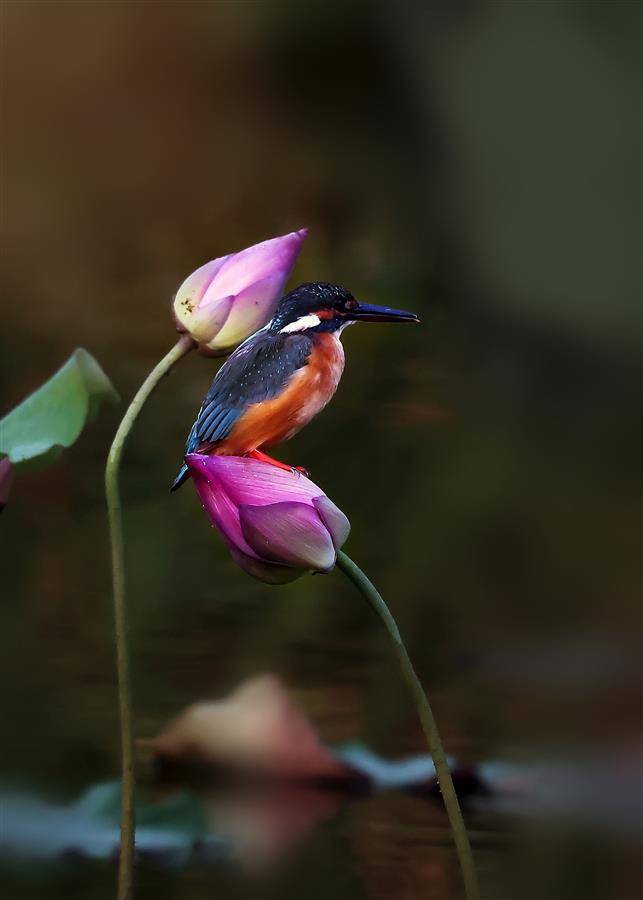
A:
216,334,345,455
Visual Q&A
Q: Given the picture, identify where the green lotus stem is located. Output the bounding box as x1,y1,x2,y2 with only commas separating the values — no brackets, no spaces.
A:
105,333,195,900
336,550,480,900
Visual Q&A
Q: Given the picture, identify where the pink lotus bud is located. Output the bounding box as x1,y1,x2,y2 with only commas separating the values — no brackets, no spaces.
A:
185,454,350,583
173,230,307,354
0,457,14,512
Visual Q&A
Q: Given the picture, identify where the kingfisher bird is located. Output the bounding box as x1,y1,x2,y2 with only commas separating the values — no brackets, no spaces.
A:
171,282,419,491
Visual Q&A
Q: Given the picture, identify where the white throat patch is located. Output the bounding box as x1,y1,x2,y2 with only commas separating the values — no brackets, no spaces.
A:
280,313,322,333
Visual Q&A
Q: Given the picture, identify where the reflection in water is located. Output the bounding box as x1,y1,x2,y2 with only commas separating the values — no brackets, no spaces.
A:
0,782,227,867
0,781,344,872
478,748,643,836
2,680,642,899
201,785,344,874
349,793,461,900
3,745,641,873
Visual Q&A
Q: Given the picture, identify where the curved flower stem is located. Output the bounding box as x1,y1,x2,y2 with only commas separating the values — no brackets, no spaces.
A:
105,333,195,900
335,551,480,900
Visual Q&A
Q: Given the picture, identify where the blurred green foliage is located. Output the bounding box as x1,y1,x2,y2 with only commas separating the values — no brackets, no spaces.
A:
0,349,118,468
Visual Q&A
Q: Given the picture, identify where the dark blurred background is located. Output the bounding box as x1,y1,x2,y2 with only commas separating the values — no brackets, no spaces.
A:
1,2,641,899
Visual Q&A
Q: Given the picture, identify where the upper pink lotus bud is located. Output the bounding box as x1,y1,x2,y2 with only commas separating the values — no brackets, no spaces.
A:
173,229,307,354
185,454,350,584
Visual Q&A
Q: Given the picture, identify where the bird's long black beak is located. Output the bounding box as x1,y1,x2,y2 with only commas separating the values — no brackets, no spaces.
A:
349,302,420,324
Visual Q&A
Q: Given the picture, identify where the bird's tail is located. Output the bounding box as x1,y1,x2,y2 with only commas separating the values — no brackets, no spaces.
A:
170,463,190,493
170,420,201,493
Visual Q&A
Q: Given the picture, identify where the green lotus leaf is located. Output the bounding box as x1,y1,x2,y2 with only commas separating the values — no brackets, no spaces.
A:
0,348,119,469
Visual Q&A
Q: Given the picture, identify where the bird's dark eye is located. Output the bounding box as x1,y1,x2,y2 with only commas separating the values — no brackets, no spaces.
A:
345,297,358,311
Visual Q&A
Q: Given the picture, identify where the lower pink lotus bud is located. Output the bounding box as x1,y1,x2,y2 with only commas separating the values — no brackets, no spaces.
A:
0,457,14,512
185,454,350,583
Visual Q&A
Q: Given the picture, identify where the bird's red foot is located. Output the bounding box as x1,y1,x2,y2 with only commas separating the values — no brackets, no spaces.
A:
248,449,301,475
293,465,310,477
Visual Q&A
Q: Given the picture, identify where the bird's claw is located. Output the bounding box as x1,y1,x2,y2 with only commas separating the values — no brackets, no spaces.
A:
291,465,310,478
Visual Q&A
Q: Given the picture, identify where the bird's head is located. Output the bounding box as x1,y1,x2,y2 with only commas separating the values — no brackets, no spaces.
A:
270,283,420,335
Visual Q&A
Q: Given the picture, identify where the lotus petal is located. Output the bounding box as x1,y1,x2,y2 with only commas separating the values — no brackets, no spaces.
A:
209,230,307,299
186,454,322,507
228,546,304,585
239,501,336,572
313,495,350,549
181,294,234,344
208,273,284,351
